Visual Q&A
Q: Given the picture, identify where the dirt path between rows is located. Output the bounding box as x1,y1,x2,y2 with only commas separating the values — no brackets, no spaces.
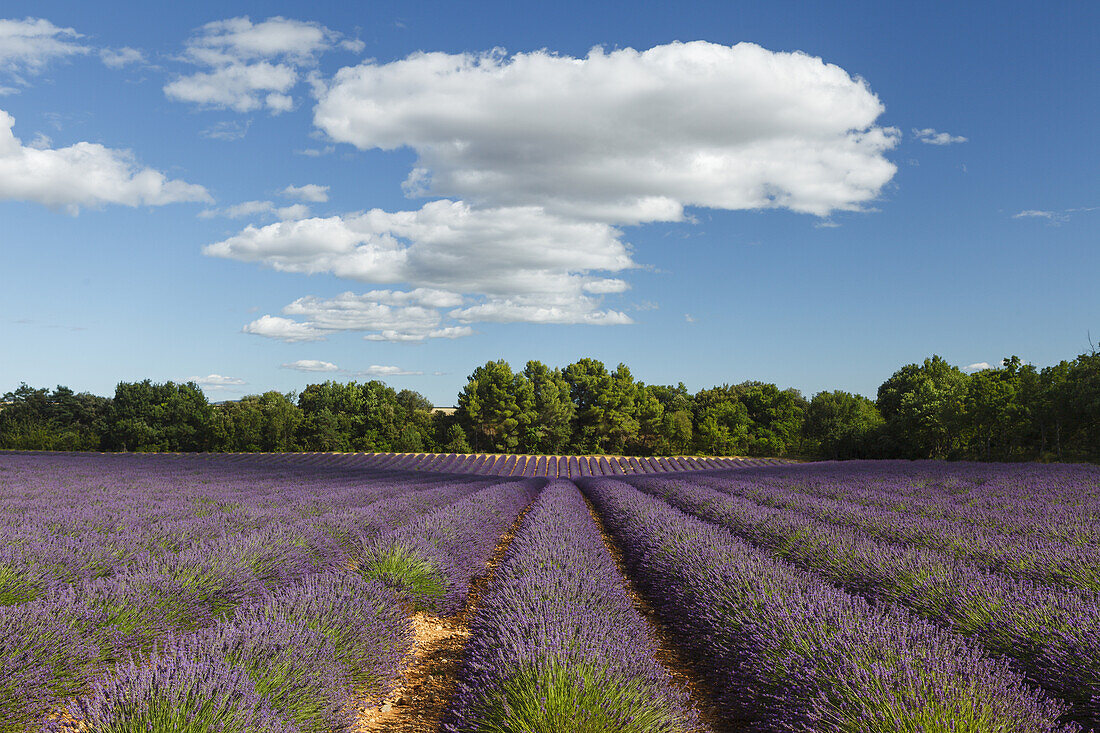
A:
354,498,537,733
582,491,733,733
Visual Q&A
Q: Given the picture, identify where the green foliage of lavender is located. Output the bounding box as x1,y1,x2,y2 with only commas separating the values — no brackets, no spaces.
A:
57,648,300,733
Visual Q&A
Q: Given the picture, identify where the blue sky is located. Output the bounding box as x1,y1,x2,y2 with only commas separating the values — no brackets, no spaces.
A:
1,1,1096,404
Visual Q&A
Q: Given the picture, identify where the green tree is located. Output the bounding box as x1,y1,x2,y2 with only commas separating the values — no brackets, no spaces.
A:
693,386,750,456
456,361,534,452
0,384,109,450
736,382,807,456
522,361,575,454
877,356,968,458
106,380,214,452
803,391,883,459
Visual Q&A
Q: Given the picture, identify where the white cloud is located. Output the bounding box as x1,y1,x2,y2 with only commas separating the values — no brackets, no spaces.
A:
685,314,695,323
582,278,629,294
1013,206,1096,225
1013,209,1060,221
242,314,325,342
965,362,992,372
188,374,247,388
294,145,334,157
281,183,329,202
275,203,310,219
0,18,88,83
166,61,298,113
0,108,211,212
201,119,251,141
315,41,898,223
206,200,635,340
165,16,356,115
204,199,633,295
450,295,631,326
281,359,338,372
912,128,968,145
357,365,423,376
221,200,277,218
99,47,144,69
200,199,309,220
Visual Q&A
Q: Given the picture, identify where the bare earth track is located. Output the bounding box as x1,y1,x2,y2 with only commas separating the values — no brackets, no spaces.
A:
354,497,539,733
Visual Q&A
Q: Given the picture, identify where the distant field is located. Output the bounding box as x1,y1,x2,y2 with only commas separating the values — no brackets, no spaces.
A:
1,452,1098,732
0,449,791,476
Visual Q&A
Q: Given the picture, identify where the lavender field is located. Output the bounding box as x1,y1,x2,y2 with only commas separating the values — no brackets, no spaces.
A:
1,452,1098,732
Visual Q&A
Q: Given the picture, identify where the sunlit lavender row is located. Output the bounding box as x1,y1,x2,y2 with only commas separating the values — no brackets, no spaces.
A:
621,461,1100,728
445,480,694,732
579,475,1077,732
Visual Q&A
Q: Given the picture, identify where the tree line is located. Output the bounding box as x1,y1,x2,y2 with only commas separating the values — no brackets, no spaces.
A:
1,349,1097,462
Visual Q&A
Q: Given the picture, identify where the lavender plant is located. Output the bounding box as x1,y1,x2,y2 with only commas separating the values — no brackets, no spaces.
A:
446,480,693,733
183,614,353,733
55,647,300,733
250,572,412,704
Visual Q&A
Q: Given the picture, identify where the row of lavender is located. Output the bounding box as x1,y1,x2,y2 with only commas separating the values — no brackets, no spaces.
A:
579,476,1077,732
0,452,541,731
622,462,1100,728
7,449,781,477
686,461,1100,584
445,481,694,732
717,460,1100,541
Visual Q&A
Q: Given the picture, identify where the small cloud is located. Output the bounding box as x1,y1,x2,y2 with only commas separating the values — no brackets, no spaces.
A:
164,16,358,115
432,370,448,376
684,314,695,323
340,39,366,53
1013,206,1096,225
965,359,1011,373
281,359,339,372
294,145,334,157
0,18,89,83
224,200,276,218
100,47,145,69
188,373,247,388
0,108,211,211
243,315,325,342
814,219,840,229
912,128,968,145
201,119,251,141
275,203,310,219
357,365,423,377
281,183,329,202
200,199,308,220
28,131,51,149
1013,209,1061,221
